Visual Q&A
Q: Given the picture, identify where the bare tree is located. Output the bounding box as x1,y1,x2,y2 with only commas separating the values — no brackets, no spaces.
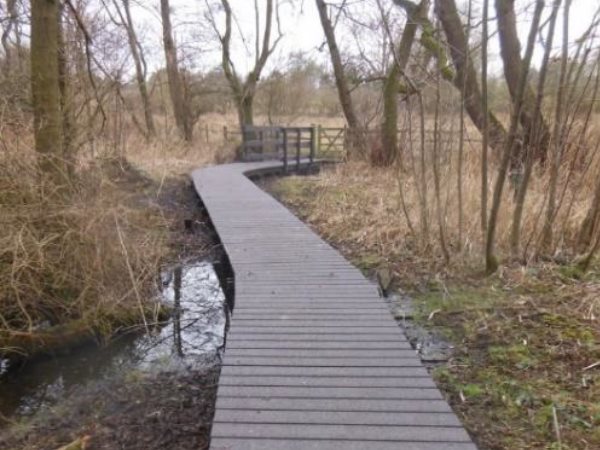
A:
540,0,571,254
510,0,561,257
106,0,156,138
160,0,193,141
485,0,544,273
315,0,364,155
210,0,282,129
1,0,18,75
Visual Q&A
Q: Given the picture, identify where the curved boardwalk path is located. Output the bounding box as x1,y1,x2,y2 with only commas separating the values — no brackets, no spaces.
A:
192,161,477,450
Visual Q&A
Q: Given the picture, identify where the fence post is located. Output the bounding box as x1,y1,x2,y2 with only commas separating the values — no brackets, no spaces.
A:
223,126,228,143
317,124,322,156
310,125,316,167
296,128,301,170
283,128,288,174
343,125,347,160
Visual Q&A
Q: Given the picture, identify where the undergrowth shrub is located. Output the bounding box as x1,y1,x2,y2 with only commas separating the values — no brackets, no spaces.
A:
0,150,168,354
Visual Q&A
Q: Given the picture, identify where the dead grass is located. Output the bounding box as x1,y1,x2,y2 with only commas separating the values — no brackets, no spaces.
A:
0,148,171,355
0,120,230,358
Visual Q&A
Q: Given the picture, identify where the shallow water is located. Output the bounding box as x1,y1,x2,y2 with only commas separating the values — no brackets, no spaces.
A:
0,261,227,420
385,290,454,366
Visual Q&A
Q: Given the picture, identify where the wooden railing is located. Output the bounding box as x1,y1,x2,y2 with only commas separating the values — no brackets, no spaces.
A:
239,125,317,173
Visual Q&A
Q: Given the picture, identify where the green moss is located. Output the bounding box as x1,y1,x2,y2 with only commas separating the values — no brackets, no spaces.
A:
461,383,484,398
419,24,455,81
489,344,539,370
540,313,596,344
415,284,505,316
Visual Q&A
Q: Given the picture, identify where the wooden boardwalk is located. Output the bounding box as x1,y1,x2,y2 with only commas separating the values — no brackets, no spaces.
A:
191,161,477,450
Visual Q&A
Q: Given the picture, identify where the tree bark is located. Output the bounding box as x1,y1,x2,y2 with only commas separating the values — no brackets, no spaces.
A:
315,0,364,155
31,0,66,191
495,0,551,164
160,0,192,141
240,93,254,128
57,3,74,178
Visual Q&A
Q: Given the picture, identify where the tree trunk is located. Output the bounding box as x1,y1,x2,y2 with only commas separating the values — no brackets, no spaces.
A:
120,0,155,138
578,177,600,251
434,0,508,155
160,0,192,142
315,0,364,155
238,93,254,128
380,66,399,166
379,0,428,167
31,0,66,191
480,0,489,234
57,3,74,178
495,0,551,164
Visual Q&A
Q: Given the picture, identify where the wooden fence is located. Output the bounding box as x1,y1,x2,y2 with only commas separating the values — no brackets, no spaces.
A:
217,124,483,162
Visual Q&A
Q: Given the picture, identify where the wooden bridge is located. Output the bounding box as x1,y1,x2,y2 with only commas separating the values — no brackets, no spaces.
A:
191,160,477,450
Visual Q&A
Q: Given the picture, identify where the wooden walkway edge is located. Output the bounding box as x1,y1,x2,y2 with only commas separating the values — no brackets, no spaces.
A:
191,161,477,450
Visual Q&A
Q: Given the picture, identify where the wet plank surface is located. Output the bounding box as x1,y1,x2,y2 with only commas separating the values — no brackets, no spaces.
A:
191,161,476,450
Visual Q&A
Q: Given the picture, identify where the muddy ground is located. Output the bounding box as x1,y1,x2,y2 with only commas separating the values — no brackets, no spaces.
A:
0,163,221,450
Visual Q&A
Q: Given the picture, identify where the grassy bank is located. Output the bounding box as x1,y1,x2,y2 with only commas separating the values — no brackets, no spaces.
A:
0,126,223,361
265,164,600,450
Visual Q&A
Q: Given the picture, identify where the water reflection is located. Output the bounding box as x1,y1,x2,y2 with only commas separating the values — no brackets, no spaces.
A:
0,261,227,420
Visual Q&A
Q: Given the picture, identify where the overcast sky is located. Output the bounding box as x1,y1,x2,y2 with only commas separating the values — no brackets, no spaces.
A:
131,0,600,76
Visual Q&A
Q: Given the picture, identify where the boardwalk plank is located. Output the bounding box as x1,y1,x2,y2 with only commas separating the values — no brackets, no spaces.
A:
223,348,417,358
210,423,471,441
216,385,442,400
212,409,461,426
224,340,411,350
210,439,478,450
218,375,436,388
218,366,431,378
214,397,454,413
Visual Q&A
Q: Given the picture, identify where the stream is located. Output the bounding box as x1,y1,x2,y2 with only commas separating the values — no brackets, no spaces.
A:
0,261,228,422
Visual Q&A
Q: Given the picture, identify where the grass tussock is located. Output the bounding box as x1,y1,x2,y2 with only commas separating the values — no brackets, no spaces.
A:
271,152,599,277
0,149,170,357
